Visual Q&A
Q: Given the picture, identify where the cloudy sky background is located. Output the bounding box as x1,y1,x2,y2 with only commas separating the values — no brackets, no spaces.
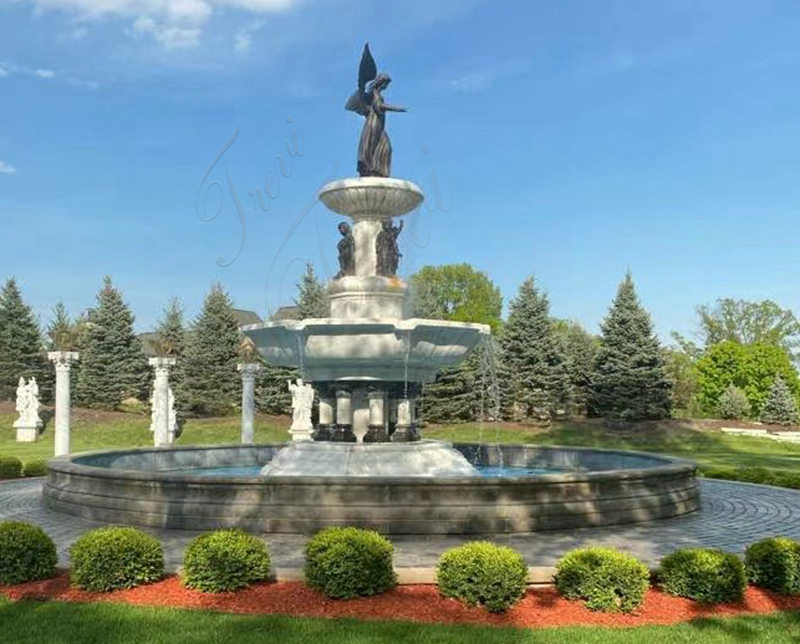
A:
2,0,800,339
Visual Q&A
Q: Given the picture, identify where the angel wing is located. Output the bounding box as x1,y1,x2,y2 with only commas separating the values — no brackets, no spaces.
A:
345,43,377,115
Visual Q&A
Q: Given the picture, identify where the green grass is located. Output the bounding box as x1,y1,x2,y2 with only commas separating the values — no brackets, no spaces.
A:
0,600,799,643
426,421,800,474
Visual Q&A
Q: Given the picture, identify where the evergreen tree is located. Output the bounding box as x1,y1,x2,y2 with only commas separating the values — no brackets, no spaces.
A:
760,377,799,426
0,278,48,400
295,263,329,318
74,277,148,409
590,273,672,421
181,284,241,416
500,277,570,423
46,302,79,351
554,320,598,417
256,362,296,415
154,297,187,414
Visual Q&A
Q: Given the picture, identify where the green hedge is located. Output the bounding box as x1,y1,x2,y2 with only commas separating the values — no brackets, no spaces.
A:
554,547,650,613
69,527,164,592
304,527,396,599
22,458,48,478
436,541,527,613
0,521,58,585
0,456,22,479
745,537,800,595
183,530,271,592
701,466,800,490
658,548,746,604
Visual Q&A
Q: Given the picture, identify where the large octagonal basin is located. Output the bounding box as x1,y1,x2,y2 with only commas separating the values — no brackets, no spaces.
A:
43,443,699,535
242,318,490,382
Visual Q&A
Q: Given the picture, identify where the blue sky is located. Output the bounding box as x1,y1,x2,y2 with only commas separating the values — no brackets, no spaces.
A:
2,0,800,341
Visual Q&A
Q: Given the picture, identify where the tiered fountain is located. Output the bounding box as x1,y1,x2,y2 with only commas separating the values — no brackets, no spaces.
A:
43,45,699,534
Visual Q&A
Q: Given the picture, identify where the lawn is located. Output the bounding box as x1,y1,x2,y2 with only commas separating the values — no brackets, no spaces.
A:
0,599,797,643
3,401,800,475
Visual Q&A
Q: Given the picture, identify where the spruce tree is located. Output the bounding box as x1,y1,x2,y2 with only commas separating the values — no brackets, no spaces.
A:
74,277,148,409
47,302,78,351
295,263,329,318
554,320,598,417
500,277,570,422
760,377,799,426
181,284,241,416
0,278,47,400
590,273,672,421
154,297,187,410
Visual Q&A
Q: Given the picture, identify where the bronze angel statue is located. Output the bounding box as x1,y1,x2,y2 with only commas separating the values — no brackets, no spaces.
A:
346,44,407,178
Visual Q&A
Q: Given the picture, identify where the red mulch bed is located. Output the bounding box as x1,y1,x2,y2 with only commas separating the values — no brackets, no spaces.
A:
2,575,800,629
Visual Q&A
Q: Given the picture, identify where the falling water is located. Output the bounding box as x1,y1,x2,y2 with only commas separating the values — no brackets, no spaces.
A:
402,330,411,400
296,334,306,378
479,335,503,469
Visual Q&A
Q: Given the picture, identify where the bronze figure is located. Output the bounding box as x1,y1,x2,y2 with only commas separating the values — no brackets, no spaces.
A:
346,43,407,178
335,222,355,279
376,218,403,276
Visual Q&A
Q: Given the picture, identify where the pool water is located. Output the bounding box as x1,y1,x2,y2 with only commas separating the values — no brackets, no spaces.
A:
178,465,569,478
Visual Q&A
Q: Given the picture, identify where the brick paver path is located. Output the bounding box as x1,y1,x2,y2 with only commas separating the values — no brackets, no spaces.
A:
3,479,800,570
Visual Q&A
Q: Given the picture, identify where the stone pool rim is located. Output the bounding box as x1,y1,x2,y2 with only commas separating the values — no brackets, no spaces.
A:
44,441,698,485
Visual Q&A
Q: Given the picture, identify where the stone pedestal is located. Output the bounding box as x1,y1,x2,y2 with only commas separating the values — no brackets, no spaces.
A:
14,422,41,443
149,357,176,447
333,388,355,442
238,363,261,444
314,396,335,441
391,397,418,442
48,351,79,456
366,390,388,442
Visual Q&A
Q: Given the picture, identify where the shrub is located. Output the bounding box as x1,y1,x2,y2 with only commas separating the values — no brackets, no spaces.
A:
69,527,164,592
304,527,396,599
183,530,271,592
737,467,778,486
22,458,48,478
745,537,800,595
0,521,57,585
716,384,751,420
0,456,22,479
658,548,746,603
436,541,528,613
554,547,650,613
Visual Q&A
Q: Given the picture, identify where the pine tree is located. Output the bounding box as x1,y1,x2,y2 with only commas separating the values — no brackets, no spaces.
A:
256,362,296,415
181,284,241,416
0,278,48,400
74,277,148,409
590,273,672,421
760,377,799,426
295,263,329,318
154,297,187,409
500,277,570,422
554,320,598,417
47,302,78,351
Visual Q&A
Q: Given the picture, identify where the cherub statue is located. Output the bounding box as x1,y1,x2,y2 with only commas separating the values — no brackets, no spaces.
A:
346,43,407,178
334,222,355,279
288,378,314,431
376,218,403,276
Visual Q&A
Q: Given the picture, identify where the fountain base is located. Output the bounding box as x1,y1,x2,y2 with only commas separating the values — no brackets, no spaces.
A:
260,440,479,477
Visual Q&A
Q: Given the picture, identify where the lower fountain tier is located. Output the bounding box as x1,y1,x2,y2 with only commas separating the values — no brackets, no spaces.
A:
261,440,480,477
242,318,490,382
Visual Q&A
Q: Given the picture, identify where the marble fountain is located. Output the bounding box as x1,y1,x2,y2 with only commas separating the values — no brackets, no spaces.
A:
43,44,699,535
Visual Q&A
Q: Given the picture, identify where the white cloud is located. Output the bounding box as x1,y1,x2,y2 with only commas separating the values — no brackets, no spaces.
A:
234,18,264,53
28,0,304,49
34,68,56,78
0,66,9,78
0,161,17,175
450,71,493,93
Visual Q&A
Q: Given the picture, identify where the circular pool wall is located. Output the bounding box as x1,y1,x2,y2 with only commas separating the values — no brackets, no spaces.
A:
43,443,700,535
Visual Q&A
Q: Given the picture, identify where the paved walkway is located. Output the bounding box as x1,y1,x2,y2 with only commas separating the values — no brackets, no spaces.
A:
3,478,800,571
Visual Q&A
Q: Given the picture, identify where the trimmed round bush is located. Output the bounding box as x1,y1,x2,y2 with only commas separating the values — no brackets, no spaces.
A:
183,530,271,592
69,527,164,592
745,537,800,595
0,456,22,479
22,458,48,478
0,521,57,585
437,541,527,613
554,547,650,613
658,548,746,604
304,527,396,599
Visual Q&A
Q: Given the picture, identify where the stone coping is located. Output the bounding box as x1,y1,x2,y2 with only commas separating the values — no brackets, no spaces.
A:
48,442,696,486
241,317,491,334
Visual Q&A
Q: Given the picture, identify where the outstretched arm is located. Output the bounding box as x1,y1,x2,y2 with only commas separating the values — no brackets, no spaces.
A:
383,104,407,112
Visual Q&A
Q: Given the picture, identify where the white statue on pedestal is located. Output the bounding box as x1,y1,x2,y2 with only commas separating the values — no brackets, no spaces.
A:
14,376,42,442
288,378,314,440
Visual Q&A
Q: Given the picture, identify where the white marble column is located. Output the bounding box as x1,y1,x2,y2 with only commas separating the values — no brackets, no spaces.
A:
319,396,335,427
352,217,383,277
148,357,176,447
238,363,261,444
48,351,79,457
391,397,416,442
367,390,387,442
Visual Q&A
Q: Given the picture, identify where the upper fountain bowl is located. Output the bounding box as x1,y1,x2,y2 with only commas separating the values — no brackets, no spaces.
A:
319,177,424,219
